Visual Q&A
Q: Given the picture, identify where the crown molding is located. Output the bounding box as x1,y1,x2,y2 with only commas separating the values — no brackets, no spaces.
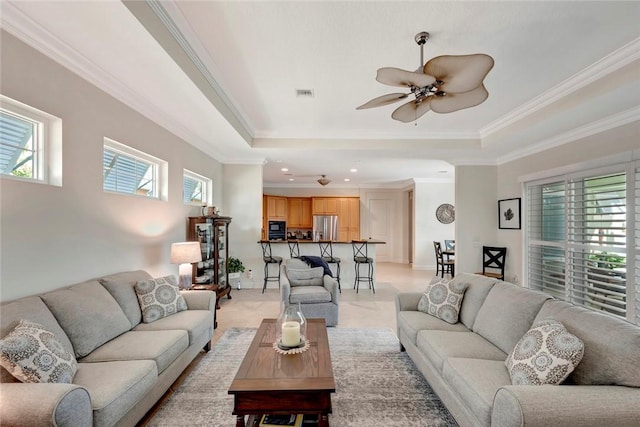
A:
480,37,640,138
139,0,254,143
496,106,640,165
0,1,229,162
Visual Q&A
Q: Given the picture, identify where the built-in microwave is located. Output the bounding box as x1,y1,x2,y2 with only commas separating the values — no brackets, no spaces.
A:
268,221,286,240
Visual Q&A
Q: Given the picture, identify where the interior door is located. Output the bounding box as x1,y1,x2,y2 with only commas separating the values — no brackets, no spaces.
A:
368,198,392,261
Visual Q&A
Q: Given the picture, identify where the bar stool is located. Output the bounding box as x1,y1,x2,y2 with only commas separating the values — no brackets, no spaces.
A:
288,239,300,258
318,240,341,292
352,240,374,293
260,240,282,293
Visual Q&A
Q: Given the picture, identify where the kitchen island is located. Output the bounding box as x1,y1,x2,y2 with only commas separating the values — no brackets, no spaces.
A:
260,239,386,290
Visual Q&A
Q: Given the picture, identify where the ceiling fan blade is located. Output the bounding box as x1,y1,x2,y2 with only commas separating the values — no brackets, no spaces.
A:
424,54,494,93
376,67,436,88
430,84,489,114
391,98,432,123
356,93,409,110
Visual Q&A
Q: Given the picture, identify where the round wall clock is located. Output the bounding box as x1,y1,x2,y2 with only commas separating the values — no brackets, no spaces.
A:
436,203,455,224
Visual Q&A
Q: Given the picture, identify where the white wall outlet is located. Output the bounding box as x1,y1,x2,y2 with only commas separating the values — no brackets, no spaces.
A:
513,274,519,284
247,269,253,279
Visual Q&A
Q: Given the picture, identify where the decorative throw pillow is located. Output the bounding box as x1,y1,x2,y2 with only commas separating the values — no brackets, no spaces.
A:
134,276,187,323
417,277,468,324
0,320,77,383
506,319,584,385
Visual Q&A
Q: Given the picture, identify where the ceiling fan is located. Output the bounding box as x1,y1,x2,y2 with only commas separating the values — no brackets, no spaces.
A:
282,171,333,186
356,31,494,123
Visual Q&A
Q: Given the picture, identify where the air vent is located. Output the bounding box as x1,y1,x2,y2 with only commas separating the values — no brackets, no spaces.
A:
296,89,314,98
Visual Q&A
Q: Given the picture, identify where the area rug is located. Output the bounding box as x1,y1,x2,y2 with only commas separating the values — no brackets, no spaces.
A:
147,328,458,426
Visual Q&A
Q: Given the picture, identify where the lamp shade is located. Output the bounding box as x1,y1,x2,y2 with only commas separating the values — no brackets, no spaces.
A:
170,242,202,264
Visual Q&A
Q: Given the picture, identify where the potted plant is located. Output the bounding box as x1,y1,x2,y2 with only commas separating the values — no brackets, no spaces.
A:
228,256,245,278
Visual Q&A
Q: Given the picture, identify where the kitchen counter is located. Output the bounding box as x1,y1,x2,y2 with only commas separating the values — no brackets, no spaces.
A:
258,240,386,289
264,239,386,244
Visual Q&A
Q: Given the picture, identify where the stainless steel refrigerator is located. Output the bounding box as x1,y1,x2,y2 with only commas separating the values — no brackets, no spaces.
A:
313,215,339,241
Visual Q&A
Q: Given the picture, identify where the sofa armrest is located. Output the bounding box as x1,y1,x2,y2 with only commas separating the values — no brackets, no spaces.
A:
323,275,339,304
181,290,216,312
281,281,292,305
0,383,92,427
492,385,640,427
395,292,423,312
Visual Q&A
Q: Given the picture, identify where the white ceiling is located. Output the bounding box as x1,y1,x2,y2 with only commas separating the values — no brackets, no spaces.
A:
2,1,639,188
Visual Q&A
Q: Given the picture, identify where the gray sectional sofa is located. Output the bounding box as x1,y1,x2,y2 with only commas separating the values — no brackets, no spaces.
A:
396,273,640,427
0,270,216,427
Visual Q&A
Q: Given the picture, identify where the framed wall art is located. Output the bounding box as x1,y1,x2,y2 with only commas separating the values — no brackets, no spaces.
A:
498,198,521,229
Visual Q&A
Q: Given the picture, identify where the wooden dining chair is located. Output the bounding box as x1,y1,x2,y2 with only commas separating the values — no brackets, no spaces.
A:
433,241,455,278
477,246,507,280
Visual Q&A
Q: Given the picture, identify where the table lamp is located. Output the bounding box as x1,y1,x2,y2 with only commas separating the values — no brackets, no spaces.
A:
170,242,202,289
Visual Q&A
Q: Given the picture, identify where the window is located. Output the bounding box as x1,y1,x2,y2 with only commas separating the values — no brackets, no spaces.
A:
103,138,167,199
526,159,639,325
0,95,62,185
183,169,212,205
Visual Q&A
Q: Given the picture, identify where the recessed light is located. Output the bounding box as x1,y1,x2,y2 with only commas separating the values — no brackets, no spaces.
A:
438,170,448,173
350,168,358,173
288,178,295,181
344,178,350,182
281,168,289,172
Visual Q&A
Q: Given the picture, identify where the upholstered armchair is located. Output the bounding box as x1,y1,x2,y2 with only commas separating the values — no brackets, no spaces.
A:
281,258,339,326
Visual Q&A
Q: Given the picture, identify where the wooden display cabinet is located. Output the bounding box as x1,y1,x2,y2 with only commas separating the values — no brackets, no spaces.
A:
187,216,232,308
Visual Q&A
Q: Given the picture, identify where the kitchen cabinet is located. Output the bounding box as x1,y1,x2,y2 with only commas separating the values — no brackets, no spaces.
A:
288,197,312,228
266,196,287,220
187,216,232,310
312,197,338,215
337,198,360,241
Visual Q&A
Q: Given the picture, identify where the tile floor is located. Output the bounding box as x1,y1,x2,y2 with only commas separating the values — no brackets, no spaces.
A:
211,262,438,345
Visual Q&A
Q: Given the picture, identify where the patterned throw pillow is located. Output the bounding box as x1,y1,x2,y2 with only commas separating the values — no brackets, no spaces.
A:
135,276,188,323
506,319,584,385
0,320,77,383
417,278,468,324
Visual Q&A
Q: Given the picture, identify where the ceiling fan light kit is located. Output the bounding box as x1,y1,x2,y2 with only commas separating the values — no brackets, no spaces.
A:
317,175,331,186
357,31,494,123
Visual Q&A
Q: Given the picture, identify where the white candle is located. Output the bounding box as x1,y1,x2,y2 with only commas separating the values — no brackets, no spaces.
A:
281,321,301,347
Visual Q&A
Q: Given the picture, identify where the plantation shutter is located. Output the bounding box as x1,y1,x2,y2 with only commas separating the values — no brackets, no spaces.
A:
527,165,636,323
566,172,627,318
527,180,567,299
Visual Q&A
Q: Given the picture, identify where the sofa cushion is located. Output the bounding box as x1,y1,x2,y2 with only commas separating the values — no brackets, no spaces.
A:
0,296,75,383
99,270,153,327
74,360,156,427
472,282,552,354
41,280,132,358
79,330,188,374
418,277,468,324
134,276,187,323
535,299,640,387
397,311,469,346
133,310,213,346
453,273,498,329
286,267,325,286
506,319,584,385
0,320,77,384
290,286,332,304
416,330,507,373
442,358,512,427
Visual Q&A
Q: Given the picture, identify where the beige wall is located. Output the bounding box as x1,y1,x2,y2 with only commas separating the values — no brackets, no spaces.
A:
0,31,224,301
412,181,455,270
222,164,263,288
454,165,498,276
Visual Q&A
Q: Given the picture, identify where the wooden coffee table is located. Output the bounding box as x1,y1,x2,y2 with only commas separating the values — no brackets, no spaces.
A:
228,318,335,427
